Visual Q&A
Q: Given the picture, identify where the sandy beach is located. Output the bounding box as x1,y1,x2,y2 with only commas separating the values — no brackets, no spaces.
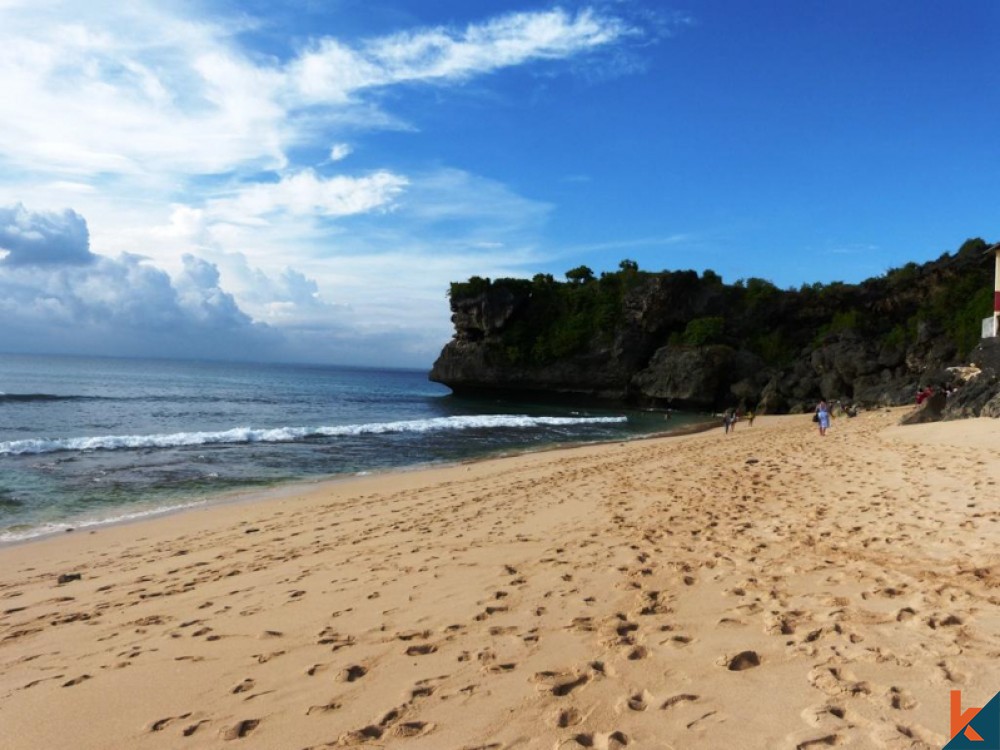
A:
1,408,998,749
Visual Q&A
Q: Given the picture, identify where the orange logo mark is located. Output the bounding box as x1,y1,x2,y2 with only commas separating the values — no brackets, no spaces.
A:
953,690,986,742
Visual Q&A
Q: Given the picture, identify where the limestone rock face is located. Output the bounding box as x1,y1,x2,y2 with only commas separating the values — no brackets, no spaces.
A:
971,337,1000,372
899,391,947,424
941,368,1000,419
430,241,1000,413
629,345,734,409
629,346,768,410
429,286,630,400
448,285,529,343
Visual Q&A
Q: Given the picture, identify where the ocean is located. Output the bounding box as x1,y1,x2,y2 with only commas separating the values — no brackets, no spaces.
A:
0,354,708,543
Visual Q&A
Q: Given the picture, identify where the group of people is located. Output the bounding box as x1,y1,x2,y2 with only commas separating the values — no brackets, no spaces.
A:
722,407,754,433
717,400,858,436
915,383,960,404
813,399,862,435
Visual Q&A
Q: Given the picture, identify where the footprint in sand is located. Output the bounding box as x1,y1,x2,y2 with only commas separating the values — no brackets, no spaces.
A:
231,678,255,694
391,721,434,738
340,664,368,682
182,720,209,737
149,713,192,732
614,619,639,643
306,700,341,715
396,629,431,642
627,645,649,660
555,707,584,727
936,660,966,684
474,606,508,621
486,662,517,674
887,686,917,710
558,730,629,749
568,616,595,632
638,590,670,616
662,633,693,648
405,643,438,656
868,722,938,749
800,703,846,727
723,650,760,671
219,718,260,740
807,666,870,697
793,734,844,749
661,694,699,711
627,690,653,711
253,650,285,664
533,670,590,697
339,705,435,745
338,725,384,744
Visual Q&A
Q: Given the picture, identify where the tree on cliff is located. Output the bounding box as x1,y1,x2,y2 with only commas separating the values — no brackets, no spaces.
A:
434,237,997,412
565,265,595,284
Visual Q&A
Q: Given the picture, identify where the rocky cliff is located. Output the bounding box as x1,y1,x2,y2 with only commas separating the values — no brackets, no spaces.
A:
430,239,1000,416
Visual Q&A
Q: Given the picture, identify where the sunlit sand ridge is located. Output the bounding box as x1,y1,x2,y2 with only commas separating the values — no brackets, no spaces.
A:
1,408,998,749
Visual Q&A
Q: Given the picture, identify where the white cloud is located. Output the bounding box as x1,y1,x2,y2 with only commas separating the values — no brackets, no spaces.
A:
208,169,409,221
329,143,353,162
0,4,630,181
0,204,281,357
0,203,93,265
290,8,631,101
0,3,286,179
0,2,647,366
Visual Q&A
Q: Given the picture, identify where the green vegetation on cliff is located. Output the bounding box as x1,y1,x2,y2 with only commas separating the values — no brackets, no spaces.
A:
448,238,994,370
449,260,653,364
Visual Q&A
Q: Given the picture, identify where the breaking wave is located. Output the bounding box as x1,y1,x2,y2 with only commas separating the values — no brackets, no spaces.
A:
0,414,628,456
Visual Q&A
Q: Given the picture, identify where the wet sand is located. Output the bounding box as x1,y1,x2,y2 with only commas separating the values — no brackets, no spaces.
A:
1,408,998,749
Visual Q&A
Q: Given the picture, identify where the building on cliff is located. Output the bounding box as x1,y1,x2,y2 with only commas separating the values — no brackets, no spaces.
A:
982,242,1000,338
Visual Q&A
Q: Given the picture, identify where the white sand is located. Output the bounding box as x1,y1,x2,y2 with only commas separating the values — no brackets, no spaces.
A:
1,408,997,749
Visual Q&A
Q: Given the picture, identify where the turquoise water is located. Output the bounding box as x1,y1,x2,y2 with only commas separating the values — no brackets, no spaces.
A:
0,354,708,542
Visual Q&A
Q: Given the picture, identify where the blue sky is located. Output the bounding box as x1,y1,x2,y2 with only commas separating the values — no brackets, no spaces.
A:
1,1,998,368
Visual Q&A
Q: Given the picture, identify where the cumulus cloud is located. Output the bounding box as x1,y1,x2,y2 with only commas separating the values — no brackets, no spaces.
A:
0,3,656,366
0,204,280,360
0,203,93,265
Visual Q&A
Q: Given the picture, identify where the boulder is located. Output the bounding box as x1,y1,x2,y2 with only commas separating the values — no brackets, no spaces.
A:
899,390,947,424
942,368,1000,419
631,345,735,409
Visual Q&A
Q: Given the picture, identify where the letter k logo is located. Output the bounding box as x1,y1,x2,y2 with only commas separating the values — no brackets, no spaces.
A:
953,690,985,742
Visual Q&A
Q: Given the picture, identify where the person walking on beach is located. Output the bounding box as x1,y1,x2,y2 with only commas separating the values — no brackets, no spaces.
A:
815,399,830,436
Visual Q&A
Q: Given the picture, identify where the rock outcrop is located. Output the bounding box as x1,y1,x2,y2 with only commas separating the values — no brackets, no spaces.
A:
430,239,1000,415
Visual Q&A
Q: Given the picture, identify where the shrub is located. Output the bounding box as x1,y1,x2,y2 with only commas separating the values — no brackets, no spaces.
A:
682,316,725,346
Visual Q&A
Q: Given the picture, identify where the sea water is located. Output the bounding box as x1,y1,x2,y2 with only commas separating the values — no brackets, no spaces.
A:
0,354,708,542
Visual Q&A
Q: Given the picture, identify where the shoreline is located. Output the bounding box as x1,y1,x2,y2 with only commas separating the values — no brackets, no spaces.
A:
2,408,997,749
0,415,719,549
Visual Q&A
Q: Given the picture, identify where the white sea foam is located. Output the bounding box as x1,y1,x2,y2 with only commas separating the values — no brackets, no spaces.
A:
0,414,628,456
0,499,208,544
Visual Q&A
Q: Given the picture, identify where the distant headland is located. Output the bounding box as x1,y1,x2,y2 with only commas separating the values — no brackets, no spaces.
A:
431,238,1000,418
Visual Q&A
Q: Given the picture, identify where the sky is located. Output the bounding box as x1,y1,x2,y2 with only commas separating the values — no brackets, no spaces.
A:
1,1,998,368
